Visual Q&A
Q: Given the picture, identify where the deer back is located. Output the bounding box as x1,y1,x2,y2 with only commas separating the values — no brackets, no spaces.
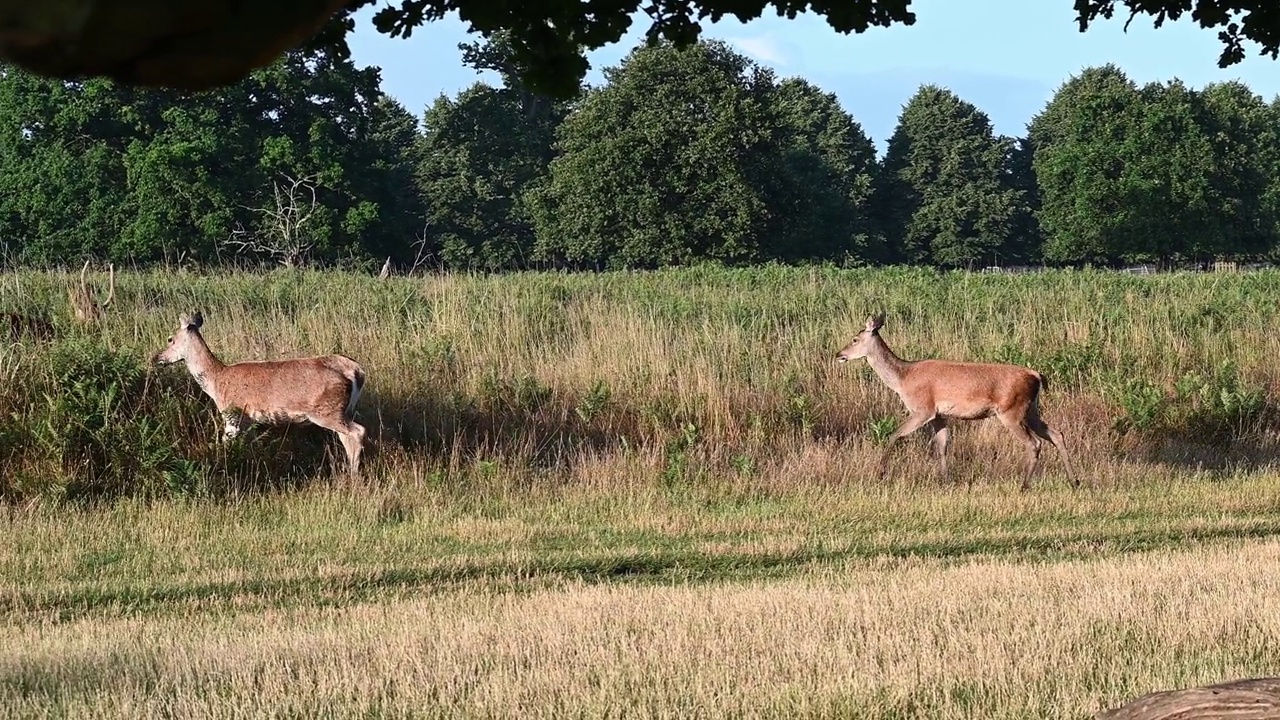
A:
214,355,362,420
902,359,1042,414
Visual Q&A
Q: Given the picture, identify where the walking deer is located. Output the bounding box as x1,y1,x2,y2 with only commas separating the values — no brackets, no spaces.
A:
836,313,1078,490
153,311,368,475
69,260,114,325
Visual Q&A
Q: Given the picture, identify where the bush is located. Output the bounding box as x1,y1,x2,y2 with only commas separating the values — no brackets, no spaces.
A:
2,339,197,499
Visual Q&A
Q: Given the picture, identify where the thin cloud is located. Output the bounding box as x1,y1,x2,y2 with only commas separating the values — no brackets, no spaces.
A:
726,35,790,67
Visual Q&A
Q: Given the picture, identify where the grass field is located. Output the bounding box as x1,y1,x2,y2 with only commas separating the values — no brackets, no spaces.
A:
3,265,1280,718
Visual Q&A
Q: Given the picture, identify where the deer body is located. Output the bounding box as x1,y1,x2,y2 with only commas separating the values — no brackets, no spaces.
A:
154,312,367,474
838,314,1077,490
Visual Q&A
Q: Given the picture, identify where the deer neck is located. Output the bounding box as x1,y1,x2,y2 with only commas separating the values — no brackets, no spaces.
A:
183,334,227,398
864,334,913,394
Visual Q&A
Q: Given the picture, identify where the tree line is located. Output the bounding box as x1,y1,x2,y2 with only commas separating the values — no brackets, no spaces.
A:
2,37,1279,271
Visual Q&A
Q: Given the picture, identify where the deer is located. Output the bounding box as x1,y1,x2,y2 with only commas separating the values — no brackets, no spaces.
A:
68,260,115,325
836,313,1078,490
153,311,368,475
4,311,55,343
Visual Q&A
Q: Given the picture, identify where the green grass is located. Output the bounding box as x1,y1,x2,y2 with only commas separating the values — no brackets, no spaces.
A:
4,264,1280,717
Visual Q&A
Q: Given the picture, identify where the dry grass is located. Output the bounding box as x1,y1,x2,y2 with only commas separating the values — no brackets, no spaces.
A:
4,537,1279,719
4,265,1280,717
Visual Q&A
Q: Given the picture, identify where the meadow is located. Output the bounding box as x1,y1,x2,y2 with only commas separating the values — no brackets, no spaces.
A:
3,265,1280,718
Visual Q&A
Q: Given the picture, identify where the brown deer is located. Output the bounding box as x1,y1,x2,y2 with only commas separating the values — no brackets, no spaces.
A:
4,311,55,342
836,313,1077,490
68,260,115,324
153,311,368,475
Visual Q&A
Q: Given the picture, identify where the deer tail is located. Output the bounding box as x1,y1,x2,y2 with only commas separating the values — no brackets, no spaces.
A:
344,364,366,422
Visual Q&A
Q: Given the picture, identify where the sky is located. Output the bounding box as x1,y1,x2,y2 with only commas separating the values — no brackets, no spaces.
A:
344,0,1280,152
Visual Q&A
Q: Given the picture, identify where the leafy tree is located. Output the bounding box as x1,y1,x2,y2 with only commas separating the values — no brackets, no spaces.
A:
1196,81,1277,260
416,33,567,271
360,94,427,266
1034,68,1273,265
755,78,882,263
1115,79,1217,264
1029,65,1143,265
0,43,424,268
5,0,1280,105
1002,136,1044,264
0,73,133,263
531,40,879,269
358,0,1280,98
877,85,1020,268
531,40,777,268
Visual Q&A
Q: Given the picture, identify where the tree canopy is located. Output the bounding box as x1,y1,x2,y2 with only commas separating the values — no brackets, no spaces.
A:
2,34,1280,271
0,1,1278,96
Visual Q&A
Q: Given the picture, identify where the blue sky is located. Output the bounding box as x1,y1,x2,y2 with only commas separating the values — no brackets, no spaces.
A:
345,0,1280,152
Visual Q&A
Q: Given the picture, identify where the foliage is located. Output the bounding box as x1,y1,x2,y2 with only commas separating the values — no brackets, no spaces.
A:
350,0,1280,98
877,85,1022,268
4,265,1280,503
412,33,567,271
3,339,197,499
7,39,1280,270
0,45,419,267
530,40,879,269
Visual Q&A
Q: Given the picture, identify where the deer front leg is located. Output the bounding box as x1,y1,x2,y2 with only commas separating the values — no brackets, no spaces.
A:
221,409,247,443
878,411,937,481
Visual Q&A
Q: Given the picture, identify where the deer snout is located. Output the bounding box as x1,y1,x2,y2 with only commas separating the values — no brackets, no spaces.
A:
835,353,849,363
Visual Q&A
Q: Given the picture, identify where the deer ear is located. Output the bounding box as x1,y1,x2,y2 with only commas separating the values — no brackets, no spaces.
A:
189,311,204,330
866,313,885,332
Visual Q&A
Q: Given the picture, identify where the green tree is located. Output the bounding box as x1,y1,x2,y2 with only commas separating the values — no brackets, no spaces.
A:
1115,79,1217,264
0,47,427,268
0,72,134,263
531,40,776,268
1002,136,1044,264
360,95,427,266
1196,81,1277,260
756,78,882,263
416,33,567,271
877,85,1020,268
360,1,1280,98
1033,69,1271,266
531,40,879,269
1029,65,1142,265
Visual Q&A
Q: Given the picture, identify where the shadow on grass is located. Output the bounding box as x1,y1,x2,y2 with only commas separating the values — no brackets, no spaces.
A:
9,518,1280,624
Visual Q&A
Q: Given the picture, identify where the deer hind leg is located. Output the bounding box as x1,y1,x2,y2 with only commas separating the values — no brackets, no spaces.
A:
309,412,366,476
1027,412,1081,489
928,417,953,484
996,410,1041,491
340,421,366,476
878,411,936,481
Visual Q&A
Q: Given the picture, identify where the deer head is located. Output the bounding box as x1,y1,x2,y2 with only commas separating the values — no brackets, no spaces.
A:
153,311,205,366
835,313,886,362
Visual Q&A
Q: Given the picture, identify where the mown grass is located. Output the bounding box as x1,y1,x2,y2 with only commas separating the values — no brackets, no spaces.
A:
4,265,1280,718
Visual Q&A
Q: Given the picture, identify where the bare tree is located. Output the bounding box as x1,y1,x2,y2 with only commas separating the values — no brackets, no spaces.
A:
409,221,438,276
222,173,323,267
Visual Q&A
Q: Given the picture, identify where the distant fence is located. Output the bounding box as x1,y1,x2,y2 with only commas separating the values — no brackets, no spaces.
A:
981,261,1279,275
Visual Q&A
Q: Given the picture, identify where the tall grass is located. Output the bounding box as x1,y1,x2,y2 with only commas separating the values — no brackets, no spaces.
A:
3,265,1280,498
